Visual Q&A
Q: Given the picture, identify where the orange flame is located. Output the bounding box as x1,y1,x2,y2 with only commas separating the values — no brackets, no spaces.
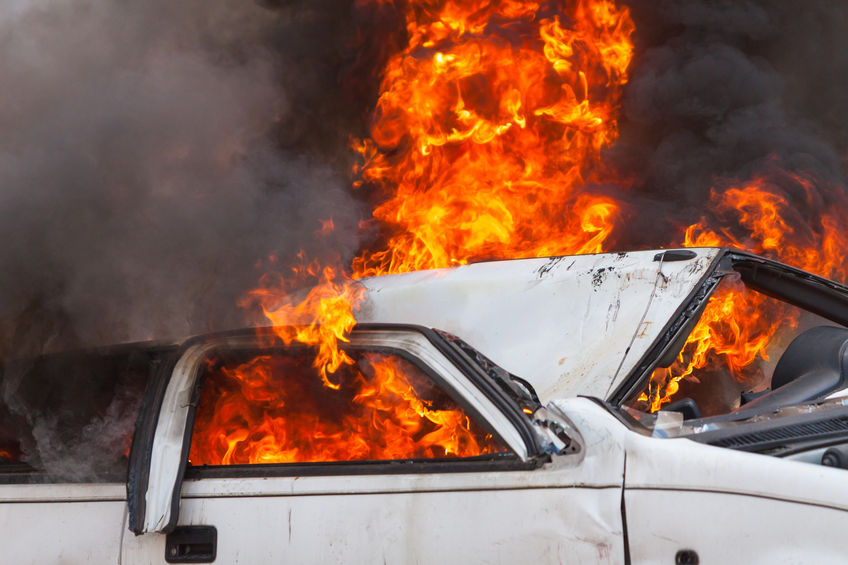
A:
352,0,634,277
234,0,848,440
241,256,364,389
213,0,637,464
645,168,848,411
189,351,505,464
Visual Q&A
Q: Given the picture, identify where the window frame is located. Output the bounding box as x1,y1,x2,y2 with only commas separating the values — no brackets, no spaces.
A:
186,342,518,474
131,324,545,534
608,249,848,408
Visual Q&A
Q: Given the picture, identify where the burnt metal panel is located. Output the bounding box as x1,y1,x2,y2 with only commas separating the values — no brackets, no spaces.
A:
731,255,848,326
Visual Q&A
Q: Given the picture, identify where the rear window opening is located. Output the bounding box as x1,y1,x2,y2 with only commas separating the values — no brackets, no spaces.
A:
187,346,509,468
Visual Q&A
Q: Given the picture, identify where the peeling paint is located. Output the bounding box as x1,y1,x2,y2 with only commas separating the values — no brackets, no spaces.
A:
592,268,608,288
535,256,567,279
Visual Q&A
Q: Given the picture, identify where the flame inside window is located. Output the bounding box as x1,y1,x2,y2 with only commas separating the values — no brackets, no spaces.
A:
188,348,507,465
632,274,837,417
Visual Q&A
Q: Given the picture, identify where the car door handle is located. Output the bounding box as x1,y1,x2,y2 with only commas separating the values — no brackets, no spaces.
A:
165,525,217,563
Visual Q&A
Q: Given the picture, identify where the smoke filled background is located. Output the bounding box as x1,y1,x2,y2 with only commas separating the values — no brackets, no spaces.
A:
616,0,848,252
3,0,847,357
0,0,367,360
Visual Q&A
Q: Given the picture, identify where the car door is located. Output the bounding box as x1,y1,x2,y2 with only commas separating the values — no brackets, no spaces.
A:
0,345,164,564
622,427,848,564
122,326,629,564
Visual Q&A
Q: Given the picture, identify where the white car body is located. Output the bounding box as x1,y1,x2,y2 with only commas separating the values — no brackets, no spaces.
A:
2,248,848,564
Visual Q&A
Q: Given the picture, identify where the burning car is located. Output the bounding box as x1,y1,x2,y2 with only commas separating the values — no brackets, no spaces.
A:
3,247,848,563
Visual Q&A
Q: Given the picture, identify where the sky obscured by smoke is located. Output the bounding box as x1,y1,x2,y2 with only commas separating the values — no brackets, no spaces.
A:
614,0,848,249
0,0,365,358
5,0,847,357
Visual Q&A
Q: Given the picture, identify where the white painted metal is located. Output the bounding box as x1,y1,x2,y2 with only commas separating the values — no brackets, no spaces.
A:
143,329,533,534
123,399,627,564
10,249,848,564
0,483,126,564
130,393,848,564
0,482,125,502
353,329,528,458
627,490,847,563
624,423,848,513
144,342,218,533
358,249,721,401
553,397,848,564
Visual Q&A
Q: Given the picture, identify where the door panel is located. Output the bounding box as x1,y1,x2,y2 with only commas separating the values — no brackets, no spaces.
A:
123,474,624,564
124,399,629,563
626,489,848,564
624,423,848,563
0,484,126,565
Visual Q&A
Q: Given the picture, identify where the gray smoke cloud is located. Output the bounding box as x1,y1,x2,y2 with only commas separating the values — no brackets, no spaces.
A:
612,0,848,259
0,0,364,359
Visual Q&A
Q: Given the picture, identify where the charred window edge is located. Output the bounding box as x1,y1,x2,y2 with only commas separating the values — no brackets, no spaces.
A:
177,325,542,482
348,341,516,454
130,324,560,534
432,329,542,410
183,453,539,480
417,326,545,458
183,338,516,465
353,324,544,458
731,254,848,327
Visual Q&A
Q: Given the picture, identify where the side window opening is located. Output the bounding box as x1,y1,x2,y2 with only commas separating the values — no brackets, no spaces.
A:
187,345,509,467
626,272,845,420
0,348,157,483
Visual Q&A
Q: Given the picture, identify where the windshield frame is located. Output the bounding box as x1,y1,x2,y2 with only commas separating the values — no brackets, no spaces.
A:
607,249,848,408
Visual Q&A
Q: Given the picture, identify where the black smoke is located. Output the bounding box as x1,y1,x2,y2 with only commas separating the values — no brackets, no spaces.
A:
0,0,366,359
611,0,848,263
11,0,845,360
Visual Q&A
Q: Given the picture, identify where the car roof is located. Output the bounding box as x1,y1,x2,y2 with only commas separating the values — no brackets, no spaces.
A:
357,248,723,401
